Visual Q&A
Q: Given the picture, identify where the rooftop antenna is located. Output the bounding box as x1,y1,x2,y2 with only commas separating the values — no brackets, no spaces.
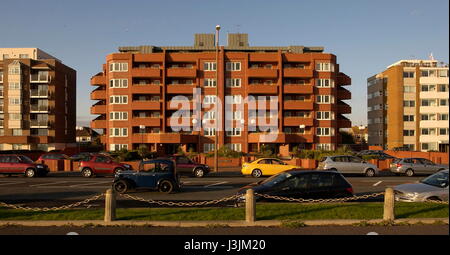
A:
429,52,435,61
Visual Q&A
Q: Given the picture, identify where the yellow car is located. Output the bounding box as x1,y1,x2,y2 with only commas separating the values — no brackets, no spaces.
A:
241,158,299,177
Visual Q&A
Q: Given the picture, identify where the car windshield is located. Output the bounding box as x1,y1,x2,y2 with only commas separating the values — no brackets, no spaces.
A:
260,172,293,186
420,171,449,188
18,156,34,163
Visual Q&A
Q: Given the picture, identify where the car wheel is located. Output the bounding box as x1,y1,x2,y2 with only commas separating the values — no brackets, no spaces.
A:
113,180,130,194
194,168,205,178
427,196,442,201
158,180,174,193
114,168,124,175
81,168,93,178
365,168,376,177
25,169,36,178
251,169,262,178
405,169,414,177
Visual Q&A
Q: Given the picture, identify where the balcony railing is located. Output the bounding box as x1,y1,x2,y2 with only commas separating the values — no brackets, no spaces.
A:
30,73,49,83
30,120,49,127
30,105,49,112
30,89,49,97
0,120,3,127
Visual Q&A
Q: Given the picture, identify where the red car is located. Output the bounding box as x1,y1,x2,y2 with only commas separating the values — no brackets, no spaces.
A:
0,154,49,177
79,154,132,177
37,153,70,161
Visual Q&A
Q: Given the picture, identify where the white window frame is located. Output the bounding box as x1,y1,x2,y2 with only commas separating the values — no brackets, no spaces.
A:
231,95,242,104
316,95,333,104
316,127,334,136
316,143,333,150
109,62,128,72
109,95,128,104
204,127,216,136
109,128,128,137
203,111,216,120
226,78,241,88
315,62,335,72
226,62,241,71
316,111,333,120
109,112,128,120
316,79,334,88
204,78,216,87
226,128,242,137
232,111,242,120
110,144,128,151
203,143,215,153
204,62,217,71
109,79,128,88
226,143,242,152
8,82,21,90
203,95,217,104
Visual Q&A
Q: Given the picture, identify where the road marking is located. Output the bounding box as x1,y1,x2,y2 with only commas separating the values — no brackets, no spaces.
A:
68,181,111,187
29,181,68,187
66,232,79,235
204,181,228,187
373,181,383,186
367,232,379,235
0,181,25,186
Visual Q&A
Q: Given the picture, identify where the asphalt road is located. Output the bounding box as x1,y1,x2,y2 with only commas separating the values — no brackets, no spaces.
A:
0,171,425,208
0,225,448,235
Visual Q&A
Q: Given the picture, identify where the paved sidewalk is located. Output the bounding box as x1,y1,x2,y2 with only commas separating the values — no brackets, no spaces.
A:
0,218,447,227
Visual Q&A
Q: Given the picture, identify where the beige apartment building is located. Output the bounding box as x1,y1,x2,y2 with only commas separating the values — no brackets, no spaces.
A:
367,59,449,152
0,48,76,151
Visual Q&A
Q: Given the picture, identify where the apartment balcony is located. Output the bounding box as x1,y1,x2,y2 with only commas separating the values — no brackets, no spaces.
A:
131,85,161,94
283,85,313,94
247,68,278,78
131,117,161,127
91,75,106,86
0,136,33,144
249,53,278,62
131,68,161,78
337,73,351,86
337,102,351,114
337,117,352,128
283,100,314,110
30,105,50,113
165,117,194,126
30,74,49,83
283,117,314,126
30,89,49,98
247,100,280,111
166,68,197,78
131,133,198,144
90,104,107,115
0,119,3,127
133,54,164,62
247,132,314,143
337,88,351,100
283,68,313,78
30,120,49,128
248,85,279,94
91,119,107,129
166,100,194,110
132,100,161,110
90,89,106,100
166,85,196,94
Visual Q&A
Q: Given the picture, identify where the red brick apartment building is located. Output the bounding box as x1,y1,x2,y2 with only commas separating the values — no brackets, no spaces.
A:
90,34,351,156
0,48,76,151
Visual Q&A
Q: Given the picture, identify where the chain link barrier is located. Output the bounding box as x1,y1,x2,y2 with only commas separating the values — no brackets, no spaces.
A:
255,192,386,203
0,193,105,212
424,199,449,205
119,193,242,207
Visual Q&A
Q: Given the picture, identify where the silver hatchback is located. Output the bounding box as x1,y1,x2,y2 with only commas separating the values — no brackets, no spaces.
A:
317,155,379,177
390,158,447,177
394,170,449,202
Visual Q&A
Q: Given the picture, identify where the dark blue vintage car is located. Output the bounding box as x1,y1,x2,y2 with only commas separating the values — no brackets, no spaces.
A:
112,159,180,193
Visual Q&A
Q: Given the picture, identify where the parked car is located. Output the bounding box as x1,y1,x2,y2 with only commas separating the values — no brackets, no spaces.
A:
317,155,379,177
79,154,132,177
236,170,353,203
241,158,298,178
38,153,70,161
113,159,181,193
70,152,93,162
159,155,210,178
0,154,49,177
394,169,449,202
357,150,383,156
389,158,447,177
392,146,411,152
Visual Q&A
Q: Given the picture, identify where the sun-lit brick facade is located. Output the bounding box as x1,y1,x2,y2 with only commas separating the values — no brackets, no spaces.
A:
90,34,351,156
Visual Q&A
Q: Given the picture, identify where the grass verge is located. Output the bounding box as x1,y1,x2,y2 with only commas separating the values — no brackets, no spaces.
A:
0,202,447,221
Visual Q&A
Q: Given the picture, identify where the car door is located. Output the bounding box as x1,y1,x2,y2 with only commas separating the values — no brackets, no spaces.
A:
269,175,309,198
9,156,24,173
411,158,426,174
0,156,8,173
175,156,191,175
348,156,364,174
332,156,346,173
256,159,272,175
306,172,336,199
268,159,289,175
93,156,113,174
136,162,158,188
420,159,437,174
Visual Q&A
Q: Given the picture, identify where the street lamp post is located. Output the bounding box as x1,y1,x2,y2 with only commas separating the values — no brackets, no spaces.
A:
139,125,145,149
214,24,220,173
299,124,305,151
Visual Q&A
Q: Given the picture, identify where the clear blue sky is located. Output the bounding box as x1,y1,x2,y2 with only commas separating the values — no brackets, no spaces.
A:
1,0,448,127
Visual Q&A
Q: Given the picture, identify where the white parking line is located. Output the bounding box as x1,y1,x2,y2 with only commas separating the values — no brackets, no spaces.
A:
373,181,383,187
0,181,25,186
69,181,111,187
29,181,68,187
204,181,228,187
